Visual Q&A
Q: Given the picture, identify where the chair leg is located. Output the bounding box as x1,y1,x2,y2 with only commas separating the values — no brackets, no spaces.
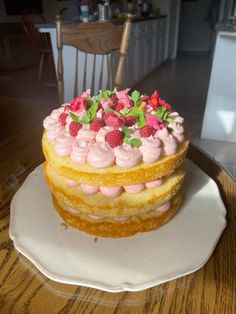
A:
48,53,56,83
38,53,45,83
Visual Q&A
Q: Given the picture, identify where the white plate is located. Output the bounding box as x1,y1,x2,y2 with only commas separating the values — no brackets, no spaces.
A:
9,160,226,292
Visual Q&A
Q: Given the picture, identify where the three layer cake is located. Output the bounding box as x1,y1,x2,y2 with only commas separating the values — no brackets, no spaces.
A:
42,88,189,237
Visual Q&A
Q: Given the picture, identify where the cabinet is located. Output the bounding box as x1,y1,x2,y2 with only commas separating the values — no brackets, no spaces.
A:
120,18,167,89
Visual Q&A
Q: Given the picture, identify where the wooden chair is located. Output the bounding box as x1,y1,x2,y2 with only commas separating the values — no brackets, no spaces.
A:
21,9,55,84
56,15,133,103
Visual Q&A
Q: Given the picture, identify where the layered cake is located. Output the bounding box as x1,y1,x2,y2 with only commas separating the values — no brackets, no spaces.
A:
42,88,189,237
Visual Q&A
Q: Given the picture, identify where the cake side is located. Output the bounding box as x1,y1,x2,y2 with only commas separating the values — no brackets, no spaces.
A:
52,191,183,237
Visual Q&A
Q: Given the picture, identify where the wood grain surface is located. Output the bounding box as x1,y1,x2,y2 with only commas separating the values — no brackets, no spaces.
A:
0,97,235,313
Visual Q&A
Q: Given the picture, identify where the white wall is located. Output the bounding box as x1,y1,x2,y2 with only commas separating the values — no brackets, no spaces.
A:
178,0,213,51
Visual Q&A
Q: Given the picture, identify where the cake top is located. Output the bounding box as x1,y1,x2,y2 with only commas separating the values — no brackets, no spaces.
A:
43,88,185,168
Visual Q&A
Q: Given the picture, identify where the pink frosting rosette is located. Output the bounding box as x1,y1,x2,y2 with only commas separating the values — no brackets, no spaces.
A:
162,134,178,156
140,136,162,163
76,126,96,142
95,126,114,142
87,142,115,168
114,144,142,168
46,124,64,143
54,133,74,156
71,138,94,163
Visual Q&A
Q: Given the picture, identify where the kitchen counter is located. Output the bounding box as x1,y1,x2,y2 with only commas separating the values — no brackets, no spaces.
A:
35,15,167,29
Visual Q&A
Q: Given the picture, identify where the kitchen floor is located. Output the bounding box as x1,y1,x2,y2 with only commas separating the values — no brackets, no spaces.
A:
0,51,235,179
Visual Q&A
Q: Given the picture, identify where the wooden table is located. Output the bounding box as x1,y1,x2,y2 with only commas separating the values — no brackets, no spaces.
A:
0,97,235,313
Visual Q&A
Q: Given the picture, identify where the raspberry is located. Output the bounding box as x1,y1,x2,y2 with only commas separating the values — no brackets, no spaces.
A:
139,125,155,137
105,130,122,148
58,112,68,126
115,102,124,111
69,121,82,137
90,118,104,132
124,116,137,126
63,104,71,112
103,112,123,128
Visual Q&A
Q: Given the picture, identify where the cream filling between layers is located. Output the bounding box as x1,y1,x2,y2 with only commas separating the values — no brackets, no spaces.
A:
63,175,163,197
64,200,171,222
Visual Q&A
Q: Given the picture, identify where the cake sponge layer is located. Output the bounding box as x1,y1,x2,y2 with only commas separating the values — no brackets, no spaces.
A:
42,132,189,186
44,161,185,217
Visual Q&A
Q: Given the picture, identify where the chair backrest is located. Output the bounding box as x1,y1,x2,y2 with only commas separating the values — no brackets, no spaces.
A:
21,8,51,51
56,15,133,103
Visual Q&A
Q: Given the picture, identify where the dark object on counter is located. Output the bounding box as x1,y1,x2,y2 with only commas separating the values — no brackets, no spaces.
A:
142,2,150,17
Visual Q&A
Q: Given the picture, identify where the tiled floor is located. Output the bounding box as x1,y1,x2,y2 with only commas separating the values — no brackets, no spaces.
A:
0,52,235,179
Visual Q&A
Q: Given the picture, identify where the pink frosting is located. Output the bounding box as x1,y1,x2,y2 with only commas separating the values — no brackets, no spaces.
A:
168,122,185,144
46,125,64,143
43,108,64,130
80,184,99,195
114,144,142,168
124,183,145,193
71,139,93,163
54,133,74,156
67,206,80,215
76,127,96,142
87,142,115,168
100,186,122,198
145,179,163,188
169,112,184,124
43,116,57,130
51,108,64,119
140,136,162,163
88,214,103,220
162,134,178,156
154,127,169,142
95,126,113,142
156,201,171,212
64,177,79,187
113,216,130,222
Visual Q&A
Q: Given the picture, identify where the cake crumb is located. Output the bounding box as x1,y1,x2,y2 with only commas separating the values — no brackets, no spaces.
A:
93,237,98,243
61,222,69,229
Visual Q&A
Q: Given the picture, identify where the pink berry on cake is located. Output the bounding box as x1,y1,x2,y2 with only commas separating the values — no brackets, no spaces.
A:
124,116,137,126
69,121,82,137
90,118,104,132
103,112,123,128
105,130,122,148
139,125,156,137
115,102,124,111
58,112,68,126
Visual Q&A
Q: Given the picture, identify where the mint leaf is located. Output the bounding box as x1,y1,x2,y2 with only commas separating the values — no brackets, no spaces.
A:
87,101,99,120
86,96,95,107
120,107,129,115
126,107,142,117
166,117,174,123
131,90,140,107
156,106,166,119
123,136,130,144
122,126,131,138
136,111,145,128
69,112,79,122
128,138,142,147
80,112,90,124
